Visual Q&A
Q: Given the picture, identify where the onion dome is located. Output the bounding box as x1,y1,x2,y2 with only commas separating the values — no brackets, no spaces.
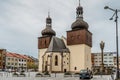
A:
71,18,88,30
71,0,89,30
41,13,56,37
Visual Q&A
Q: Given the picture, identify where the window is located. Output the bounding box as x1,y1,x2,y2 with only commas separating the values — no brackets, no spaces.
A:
55,55,58,66
109,53,113,56
8,63,10,65
109,61,112,62
104,54,107,56
11,63,14,65
8,58,10,60
45,40,46,46
74,67,77,70
67,58,69,60
15,63,17,65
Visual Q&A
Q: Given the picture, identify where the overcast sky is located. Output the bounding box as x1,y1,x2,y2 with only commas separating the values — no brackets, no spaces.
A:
0,0,120,58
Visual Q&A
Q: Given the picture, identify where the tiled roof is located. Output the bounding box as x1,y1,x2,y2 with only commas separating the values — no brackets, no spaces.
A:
6,52,14,57
6,51,37,60
6,52,26,59
46,36,70,53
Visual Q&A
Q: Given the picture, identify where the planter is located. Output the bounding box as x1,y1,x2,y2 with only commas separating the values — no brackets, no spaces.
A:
64,72,72,77
36,75,43,77
19,73,26,77
12,72,19,77
12,74,18,77
43,71,51,77
36,73,43,77
73,74,79,77
19,74,25,77
64,75,72,77
43,74,51,77
73,73,79,77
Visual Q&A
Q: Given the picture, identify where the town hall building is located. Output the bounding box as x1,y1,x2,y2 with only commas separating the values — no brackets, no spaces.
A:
38,1,92,73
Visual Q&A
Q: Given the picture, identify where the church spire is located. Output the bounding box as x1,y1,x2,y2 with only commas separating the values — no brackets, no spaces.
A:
46,11,52,26
76,0,83,19
79,0,80,6
71,0,88,30
41,12,56,37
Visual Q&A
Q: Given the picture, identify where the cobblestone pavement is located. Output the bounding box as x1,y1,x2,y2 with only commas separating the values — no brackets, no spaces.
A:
0,72,114,80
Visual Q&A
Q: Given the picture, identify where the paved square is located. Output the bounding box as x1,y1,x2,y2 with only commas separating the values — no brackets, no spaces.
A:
0,72,113,80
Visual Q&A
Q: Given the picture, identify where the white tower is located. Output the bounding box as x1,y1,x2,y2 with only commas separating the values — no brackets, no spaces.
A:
66,0,92,72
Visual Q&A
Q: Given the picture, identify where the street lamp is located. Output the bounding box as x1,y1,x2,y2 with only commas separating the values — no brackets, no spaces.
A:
104,6,120,79
100,41,105,75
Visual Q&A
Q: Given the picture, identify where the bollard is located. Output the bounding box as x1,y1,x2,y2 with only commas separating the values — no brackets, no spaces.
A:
55,73,56,77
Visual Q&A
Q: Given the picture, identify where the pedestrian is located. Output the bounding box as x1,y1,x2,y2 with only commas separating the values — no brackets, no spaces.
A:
111,72,114,80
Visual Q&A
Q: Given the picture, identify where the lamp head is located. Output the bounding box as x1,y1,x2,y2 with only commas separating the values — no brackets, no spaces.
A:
104,6,109,9
109,17,113,20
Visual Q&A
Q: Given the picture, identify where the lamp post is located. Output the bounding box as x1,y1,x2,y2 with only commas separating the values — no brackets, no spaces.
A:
104,6,120,79
100,41,105,75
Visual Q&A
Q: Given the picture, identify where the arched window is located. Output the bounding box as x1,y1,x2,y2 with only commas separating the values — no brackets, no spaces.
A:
55,55,58,66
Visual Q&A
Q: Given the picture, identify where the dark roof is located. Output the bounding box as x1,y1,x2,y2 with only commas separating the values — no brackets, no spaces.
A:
41,26,56,37
46,36,70,53
41,15,56,37
71,18,88,30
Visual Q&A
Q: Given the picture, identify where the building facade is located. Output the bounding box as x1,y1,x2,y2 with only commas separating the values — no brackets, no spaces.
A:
0,49,6,70
6,52,27,71
38,1,92,73
5,52,38,71
92,52,116,68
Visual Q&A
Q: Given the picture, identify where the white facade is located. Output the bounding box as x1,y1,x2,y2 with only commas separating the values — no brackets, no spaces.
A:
68,44,91,72
38,37,92,73
92,52,116,67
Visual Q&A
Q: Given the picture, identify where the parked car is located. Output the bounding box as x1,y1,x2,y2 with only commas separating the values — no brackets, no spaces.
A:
79,69,93,79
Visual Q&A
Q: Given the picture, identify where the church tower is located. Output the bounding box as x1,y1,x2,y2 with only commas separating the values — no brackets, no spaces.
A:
38,13,56,72
67,0,92,72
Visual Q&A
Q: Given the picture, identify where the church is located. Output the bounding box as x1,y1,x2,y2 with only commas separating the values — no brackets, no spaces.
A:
38,1,92,73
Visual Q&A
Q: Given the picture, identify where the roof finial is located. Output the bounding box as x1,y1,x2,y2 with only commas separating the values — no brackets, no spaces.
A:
79,0,80,6
76,0,83,19
48,11,50,17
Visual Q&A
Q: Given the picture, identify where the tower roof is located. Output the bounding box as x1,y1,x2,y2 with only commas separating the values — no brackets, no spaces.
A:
71,0,89,30
41,13,56,37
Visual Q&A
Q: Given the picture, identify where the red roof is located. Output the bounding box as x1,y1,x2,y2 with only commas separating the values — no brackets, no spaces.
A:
6,52,28,59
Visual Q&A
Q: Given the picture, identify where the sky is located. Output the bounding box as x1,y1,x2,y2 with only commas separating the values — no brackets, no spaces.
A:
0,0,120,58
